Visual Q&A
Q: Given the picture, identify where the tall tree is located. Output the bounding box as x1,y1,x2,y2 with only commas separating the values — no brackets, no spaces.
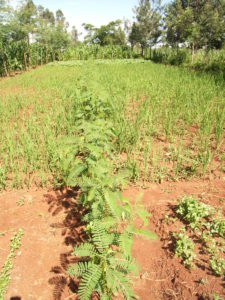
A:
16,0,37,68
36,5,55,64
83,20,126,46
71,25,79,44
0,0,11,75
132,0,162,57
165,0,225,61
129,22,141,50
50,10,70,61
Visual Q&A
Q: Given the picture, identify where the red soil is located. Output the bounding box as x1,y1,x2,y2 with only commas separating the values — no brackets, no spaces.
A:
0,179,224,299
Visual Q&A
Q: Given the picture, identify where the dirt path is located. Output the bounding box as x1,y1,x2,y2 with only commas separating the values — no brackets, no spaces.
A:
0,179,224,299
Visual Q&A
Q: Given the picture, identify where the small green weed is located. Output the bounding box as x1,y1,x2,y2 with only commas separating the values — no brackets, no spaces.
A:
211,292,224,300
0,229,23,300
174,195,225,277
16,197,25,207
173,230,196,268
176,196,213,229
210,256,225,277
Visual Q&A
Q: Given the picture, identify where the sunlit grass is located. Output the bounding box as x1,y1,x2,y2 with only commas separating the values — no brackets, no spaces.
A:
0,61,224,189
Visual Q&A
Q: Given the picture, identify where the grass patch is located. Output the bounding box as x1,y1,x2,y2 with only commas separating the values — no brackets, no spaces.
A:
0,61,224,189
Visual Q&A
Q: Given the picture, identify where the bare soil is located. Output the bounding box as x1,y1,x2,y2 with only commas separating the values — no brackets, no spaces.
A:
0,179,224,300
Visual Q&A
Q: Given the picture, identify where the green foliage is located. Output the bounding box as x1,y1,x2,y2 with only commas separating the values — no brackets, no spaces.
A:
0,0,71,76
210,256,225,277
174,196,225,276
83,20,126,46
130,0,162,55
152,48,225,78
0,229,23,300
164,0,225,50
68,221,137,300
62,45,136,60
212,292,224,300
1,60,224,188
63,75,156,298
207,219,225,238
177,196,214,229
173,230,196,268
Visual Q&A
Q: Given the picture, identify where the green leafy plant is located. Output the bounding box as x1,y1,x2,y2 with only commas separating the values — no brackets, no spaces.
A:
173,230,196,268
63,84,157,299
177,196,214,229
210,256,225,277
0,229,23,300
68,221,137,300
207,219,225,238
211,292,224,300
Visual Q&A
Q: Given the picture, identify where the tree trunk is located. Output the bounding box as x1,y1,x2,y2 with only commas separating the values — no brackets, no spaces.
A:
149,46,152,60
45,47,48,64
27,34,31,69
24,52,27,71
141,46,144,57
191,43,195,64
41,47,43,65
3,59,9,77
36,53,38,68
51,50,55,62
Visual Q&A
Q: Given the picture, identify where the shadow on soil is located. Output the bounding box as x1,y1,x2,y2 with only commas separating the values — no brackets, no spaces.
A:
44,188,87,299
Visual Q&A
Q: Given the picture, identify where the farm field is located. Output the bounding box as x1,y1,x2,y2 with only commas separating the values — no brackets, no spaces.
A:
0,60,224,300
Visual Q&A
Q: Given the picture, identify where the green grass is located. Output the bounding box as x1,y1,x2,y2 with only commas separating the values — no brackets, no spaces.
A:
0,60,224,189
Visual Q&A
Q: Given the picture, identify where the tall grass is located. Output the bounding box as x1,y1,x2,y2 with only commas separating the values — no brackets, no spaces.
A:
0,60,224,189
62,45,138,60
152,48,225,79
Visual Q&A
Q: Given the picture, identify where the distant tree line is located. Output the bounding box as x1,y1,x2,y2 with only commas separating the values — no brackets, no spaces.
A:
0,0,225,76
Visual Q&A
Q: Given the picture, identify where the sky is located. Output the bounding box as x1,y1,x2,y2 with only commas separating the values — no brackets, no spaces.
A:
14,0,139,35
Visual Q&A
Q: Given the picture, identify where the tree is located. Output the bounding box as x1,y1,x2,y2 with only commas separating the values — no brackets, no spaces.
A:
71,25,79,44
129,22,141,50
16,0,37,68
36,6,55,64
50,10,70,61
83,20,126,46
0,0,11,75
147,0,162,58
165,0,225,61
132,0,162,57
199,0,225,50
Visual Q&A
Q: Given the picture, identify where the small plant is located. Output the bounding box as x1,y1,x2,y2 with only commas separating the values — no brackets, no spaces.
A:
211,292,224,300
0,229,24,300
175,196,225,277
16,196,25,207
68,221,137,300
207,219,225,238
177,196,213,229
64,86,157,299
173,230,196,268
210,256,225,277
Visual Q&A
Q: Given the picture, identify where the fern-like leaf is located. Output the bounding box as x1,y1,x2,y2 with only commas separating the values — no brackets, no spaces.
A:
92,221,114,253
73,243,97,257
104,191,122,220
67,261,93,278
78,264,102,300
105,268,135,300
118,231,133,258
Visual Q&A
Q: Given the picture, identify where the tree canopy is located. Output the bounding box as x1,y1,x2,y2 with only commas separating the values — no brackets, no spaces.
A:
0,0,225,76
